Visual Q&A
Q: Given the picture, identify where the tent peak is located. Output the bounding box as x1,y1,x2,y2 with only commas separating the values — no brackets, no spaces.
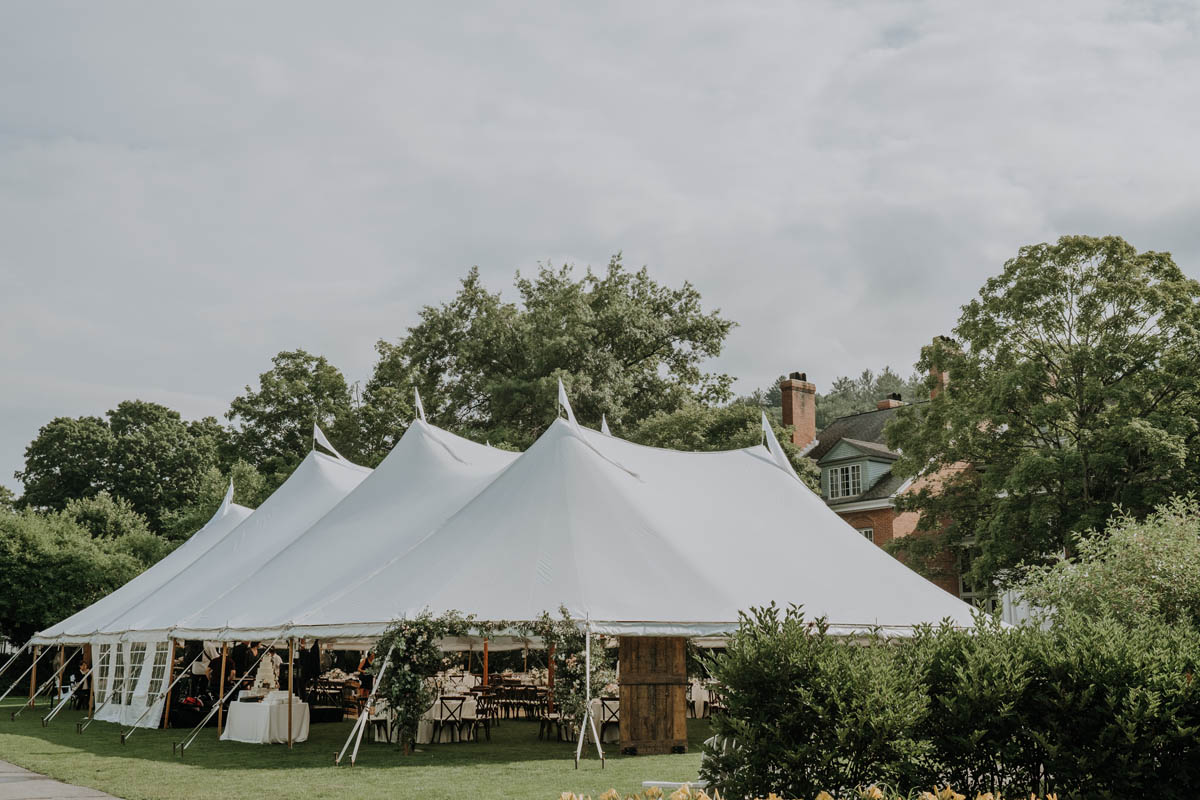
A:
557,378,578,426
414,388,427,422
313,423,346,461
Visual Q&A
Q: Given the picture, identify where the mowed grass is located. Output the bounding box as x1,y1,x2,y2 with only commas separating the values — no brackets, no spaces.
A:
0,699,709,800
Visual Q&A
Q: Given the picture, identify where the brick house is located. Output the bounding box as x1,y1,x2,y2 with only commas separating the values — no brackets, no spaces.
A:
780,372,969,601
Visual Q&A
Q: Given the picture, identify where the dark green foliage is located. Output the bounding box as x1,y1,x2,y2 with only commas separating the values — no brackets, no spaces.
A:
0,508,144,642
702,606,1200,800
15,401,222,532
226,349,360,474
701,605,933,799
368,257,735,450
887,235,1200,590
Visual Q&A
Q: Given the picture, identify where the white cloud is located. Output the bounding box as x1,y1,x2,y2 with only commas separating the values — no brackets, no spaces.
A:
2,0,1199,490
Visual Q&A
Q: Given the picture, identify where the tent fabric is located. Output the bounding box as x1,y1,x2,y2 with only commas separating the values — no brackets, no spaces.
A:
90,450,370,640
171,421,518,640
37,410,977,649
262,418,976,640
31,496,252,645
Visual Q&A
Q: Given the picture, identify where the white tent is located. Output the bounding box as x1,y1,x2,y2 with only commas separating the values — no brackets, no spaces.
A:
171,420,518,641
29,445,371,727
278,417,977,639
32,483,251,646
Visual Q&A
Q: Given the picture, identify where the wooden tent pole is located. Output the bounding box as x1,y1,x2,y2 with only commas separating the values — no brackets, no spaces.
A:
547,644,555,712
162,640,177,728
217,643,228,734
287,639,294,749
56,645,65,706
29,646,39,708
482,640,489,686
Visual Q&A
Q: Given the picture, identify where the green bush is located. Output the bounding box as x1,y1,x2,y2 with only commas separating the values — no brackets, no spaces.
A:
700,606,1200,800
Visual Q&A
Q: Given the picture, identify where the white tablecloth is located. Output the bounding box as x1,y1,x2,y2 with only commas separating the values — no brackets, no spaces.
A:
220,700,310,744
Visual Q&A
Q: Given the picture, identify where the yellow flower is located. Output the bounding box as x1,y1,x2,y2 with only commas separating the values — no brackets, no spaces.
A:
974,793,995,800
815,792,836,800
861,787,885,800
918,793,938,800
560,794,576,800
669,785,693,800
643,789,664,800
598,791,620,800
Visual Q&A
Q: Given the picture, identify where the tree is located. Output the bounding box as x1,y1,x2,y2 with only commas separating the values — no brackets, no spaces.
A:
1013,496,1200,629
627,401,822,491
815,368,928,429
368,256,735,449
15,401,222,532
158,459,271,541
0,486,15,511
62,492,151,540
0,508,144,643
742,368,928,429
15,416,114,510
887,236,1200,589
226,349,359,474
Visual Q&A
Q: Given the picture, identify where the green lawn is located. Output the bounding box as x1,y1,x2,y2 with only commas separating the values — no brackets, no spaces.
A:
0,700,709,800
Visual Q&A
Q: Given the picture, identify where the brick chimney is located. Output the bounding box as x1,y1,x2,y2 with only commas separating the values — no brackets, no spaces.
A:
876,392,904,410
780,371,816,448
929,336,956,400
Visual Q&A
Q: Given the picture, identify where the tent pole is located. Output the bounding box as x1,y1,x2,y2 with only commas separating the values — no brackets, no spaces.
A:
547,645,555,713
287,639,294,750
574,618,604,768
0,644,53,706
0,640,31,680
43,665,92,726
29,645,38,708
216,643,228,735
176,636,281,755
482,640,489,686
14,647,80,720
55,645,65,706
162,640,177,729
337,646,393,766
121,648,205,743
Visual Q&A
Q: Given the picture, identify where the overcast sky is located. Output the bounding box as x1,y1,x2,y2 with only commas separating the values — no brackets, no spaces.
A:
2,2,1199,492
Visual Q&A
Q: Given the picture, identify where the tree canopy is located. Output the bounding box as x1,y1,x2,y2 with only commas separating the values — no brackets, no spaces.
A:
226,349,359,474
368,256,735,449
15,401,222,532
887,235,1200,589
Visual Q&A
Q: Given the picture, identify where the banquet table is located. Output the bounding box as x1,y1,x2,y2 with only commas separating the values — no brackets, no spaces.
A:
220,699,310,744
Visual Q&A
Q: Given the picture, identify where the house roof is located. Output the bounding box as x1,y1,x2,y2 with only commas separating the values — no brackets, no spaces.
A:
810,401,928,506
821,437,900,463
808,405,906,461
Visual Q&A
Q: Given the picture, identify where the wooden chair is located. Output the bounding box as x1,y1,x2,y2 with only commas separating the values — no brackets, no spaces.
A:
707,684,726,717
431,696,464,743
536,694,562,741
599,696,620,742
469,694,496,741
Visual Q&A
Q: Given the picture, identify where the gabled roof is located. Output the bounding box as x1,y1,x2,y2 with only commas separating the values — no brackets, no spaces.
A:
808,404,910,462
819,437,900,464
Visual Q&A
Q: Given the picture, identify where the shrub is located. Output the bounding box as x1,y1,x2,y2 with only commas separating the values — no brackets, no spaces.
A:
700,605,932,799
700,605,1200,799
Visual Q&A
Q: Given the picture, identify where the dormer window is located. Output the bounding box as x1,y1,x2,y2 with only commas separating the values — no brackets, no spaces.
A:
828,464,862,499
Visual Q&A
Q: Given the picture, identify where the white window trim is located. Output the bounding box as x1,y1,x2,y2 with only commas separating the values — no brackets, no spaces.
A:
857,527,874,542
828,463,862,499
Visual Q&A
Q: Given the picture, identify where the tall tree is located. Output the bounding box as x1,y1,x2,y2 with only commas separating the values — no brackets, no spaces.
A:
368,256,735,448
887,235,1200,589
15,401,221,532
226,349,359,473
15,416,114,509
